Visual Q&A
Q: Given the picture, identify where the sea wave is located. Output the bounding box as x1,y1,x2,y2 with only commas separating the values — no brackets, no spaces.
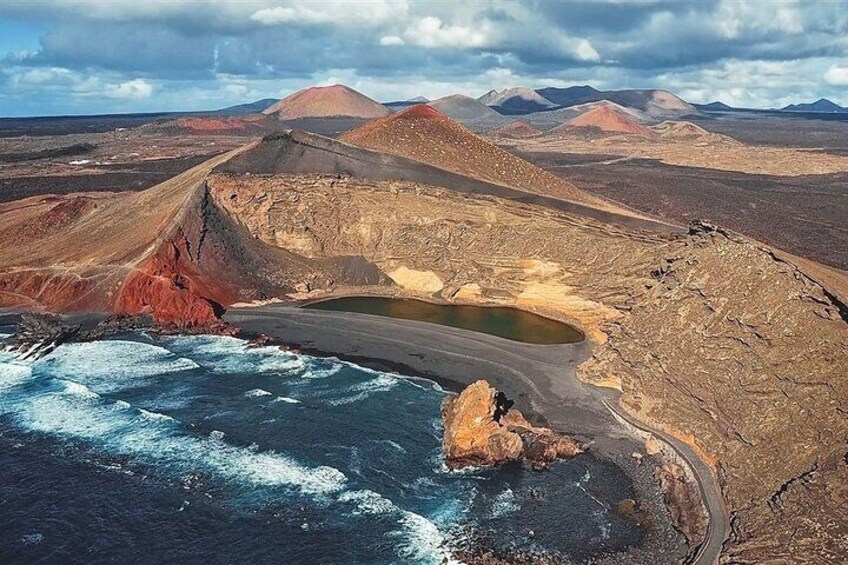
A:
6,382,348,496
163,335,305,375
0,352,33,392
327,374,399,406
339,489,398,516
396,510,461,565
35,340,200,394
340,490,460,564
272,396,301,404
490,487,520,518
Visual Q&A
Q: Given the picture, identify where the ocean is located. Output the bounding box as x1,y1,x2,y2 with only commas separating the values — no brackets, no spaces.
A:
0,333,643,564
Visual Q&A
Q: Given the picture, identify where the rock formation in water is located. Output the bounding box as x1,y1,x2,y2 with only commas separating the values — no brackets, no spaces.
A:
3,313,80,360
442,380,582,470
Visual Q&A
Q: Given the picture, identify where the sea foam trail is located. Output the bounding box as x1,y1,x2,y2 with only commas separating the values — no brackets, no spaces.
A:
3,378,348,496
0,336,462,564
326,374,400,406
162,335,306,375
36,340,200,394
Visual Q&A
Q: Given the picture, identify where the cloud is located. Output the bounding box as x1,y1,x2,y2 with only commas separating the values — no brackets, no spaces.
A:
402,16,489,48
251,1,405,26
1,0,847,115
106,78,153,99
379,35,405,46
824,64,848,86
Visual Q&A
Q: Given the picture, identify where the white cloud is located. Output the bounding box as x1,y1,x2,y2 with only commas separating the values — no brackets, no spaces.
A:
251,1,406,26
403,16,489,48
380,35,405,46
106,78,153,99
13,67,75,85
824,64,848,86
573,38,600,62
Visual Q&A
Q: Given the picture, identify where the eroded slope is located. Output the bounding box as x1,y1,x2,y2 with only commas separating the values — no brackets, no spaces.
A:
340,105,623,212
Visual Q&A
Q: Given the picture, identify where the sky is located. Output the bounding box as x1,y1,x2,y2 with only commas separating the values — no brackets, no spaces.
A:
1,0,847,117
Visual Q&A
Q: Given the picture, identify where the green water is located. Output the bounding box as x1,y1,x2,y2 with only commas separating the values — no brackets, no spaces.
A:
305,297,584,344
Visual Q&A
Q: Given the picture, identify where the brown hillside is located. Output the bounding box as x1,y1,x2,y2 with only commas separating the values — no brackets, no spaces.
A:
491,120,541,139
263,84,389,120
339,105,619,211
566,106,652,135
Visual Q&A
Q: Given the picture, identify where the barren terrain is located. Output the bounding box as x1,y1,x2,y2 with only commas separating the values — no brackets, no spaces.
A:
516,152,848,270
0,114,845,563
500,124,848,176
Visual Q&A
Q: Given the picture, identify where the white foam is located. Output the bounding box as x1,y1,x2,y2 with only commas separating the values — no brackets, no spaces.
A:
0,355,33,392
58,380,100,400
339,489,397,516
396,511,460,565
37,340,199,393
139,409,175,422
272,396,301,404
299,360,344,380
20,533,43,545
10,387,348,496
328,374,399,406
490,487,520,518
245,388,273,398
341,490,461,565
164,335,305,375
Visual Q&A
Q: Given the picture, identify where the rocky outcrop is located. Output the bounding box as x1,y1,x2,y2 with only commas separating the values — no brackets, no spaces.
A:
442,380,582,470
3,313,80,360
655,463,708,552
114,233,225,331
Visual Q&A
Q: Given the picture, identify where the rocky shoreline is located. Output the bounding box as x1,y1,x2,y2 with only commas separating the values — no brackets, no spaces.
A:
1,307,699,563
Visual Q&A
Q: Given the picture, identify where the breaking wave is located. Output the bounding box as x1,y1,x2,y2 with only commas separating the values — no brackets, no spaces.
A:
36,340,200,394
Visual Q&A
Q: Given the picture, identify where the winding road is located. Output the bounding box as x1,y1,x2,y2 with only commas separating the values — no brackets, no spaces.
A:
226,304,728,564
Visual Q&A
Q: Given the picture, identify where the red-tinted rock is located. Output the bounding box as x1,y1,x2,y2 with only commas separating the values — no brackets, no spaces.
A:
442,380,583,470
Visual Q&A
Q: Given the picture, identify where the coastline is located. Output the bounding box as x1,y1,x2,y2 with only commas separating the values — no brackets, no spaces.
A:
2,304,724,563
224,304,712,563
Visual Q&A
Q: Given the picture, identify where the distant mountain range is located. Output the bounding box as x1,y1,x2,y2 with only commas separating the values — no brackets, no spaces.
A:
217,98,279,114
781,98,847,113
214,89,847,125
478,85,697,120
384,96,429,110
477,87,556,114
694,101,734,111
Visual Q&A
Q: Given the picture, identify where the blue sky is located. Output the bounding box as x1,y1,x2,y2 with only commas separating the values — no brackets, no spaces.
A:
1,0,847,117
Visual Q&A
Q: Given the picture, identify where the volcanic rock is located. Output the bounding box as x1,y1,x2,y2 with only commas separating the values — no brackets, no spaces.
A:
478,87,557,114
175,117,246,131
6,313,80,360
263,84,389,120
565,106,652,135
442,380,582,470
655,462,708,550
339,105,613,209
490,120,541,139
